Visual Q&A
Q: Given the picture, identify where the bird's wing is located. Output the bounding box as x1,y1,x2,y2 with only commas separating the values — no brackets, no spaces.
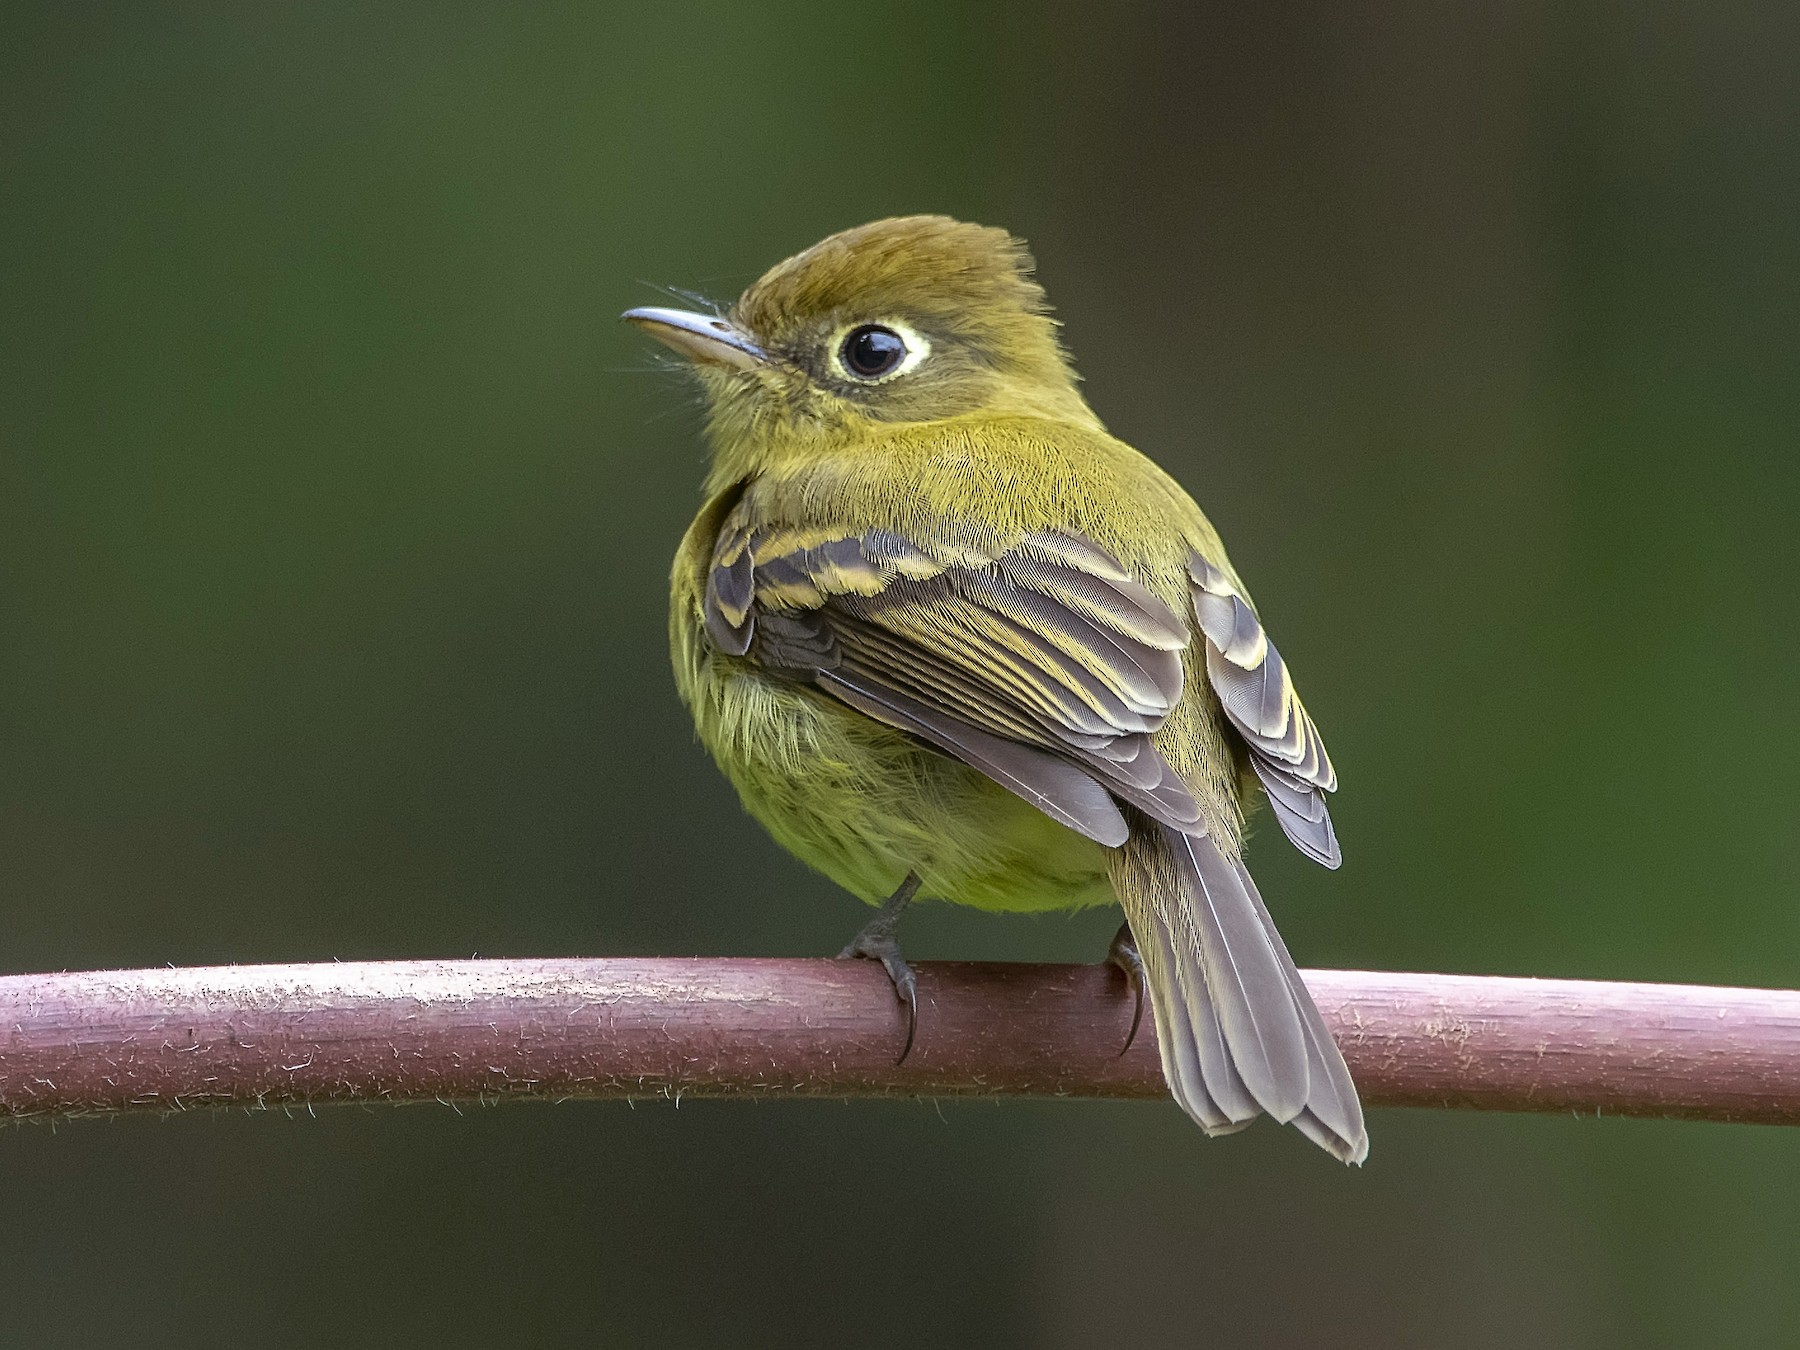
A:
705,513,1206,847
1187,553,1341,868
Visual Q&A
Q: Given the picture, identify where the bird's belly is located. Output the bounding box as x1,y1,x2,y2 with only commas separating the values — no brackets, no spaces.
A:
690,662,1116,913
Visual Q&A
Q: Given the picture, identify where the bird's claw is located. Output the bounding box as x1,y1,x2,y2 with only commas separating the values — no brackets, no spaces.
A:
1105,921,1147,1057
839,926,919,1064
837,872,922,1064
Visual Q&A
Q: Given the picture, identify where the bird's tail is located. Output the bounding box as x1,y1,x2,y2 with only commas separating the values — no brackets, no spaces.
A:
1109,821,1368,1164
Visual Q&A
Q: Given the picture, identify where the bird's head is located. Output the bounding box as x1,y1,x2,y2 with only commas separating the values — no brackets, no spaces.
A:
625,216,1099,477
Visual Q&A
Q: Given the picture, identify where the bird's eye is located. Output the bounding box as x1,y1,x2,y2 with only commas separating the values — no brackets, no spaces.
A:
839,324,909,380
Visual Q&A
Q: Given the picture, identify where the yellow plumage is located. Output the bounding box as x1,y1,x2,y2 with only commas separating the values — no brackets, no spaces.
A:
632,216,1367,1162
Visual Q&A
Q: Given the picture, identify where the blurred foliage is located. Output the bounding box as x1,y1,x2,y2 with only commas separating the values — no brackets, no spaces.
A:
2,2,1798,1344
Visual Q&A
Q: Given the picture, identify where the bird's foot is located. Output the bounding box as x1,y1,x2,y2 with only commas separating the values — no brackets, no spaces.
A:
1105,921,1147,1057
839,925,918,1064
837,873,922,1064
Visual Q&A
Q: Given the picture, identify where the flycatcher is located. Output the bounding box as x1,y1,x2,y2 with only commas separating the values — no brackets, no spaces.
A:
626,216,1366,1163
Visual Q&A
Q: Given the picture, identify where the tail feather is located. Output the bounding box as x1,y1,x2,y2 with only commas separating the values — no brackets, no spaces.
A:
1172,827,1310,1123
1138,903,1257,1132
1111,822,1368,1165
1247,881,1369,1163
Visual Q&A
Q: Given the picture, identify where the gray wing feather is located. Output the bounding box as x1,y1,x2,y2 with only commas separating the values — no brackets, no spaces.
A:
704,528,756,656
862,593,1167,736
1189,552,1341,868
957,573,1185,718
817,669,1131,847
751,610,839,670
1252,759,1341,868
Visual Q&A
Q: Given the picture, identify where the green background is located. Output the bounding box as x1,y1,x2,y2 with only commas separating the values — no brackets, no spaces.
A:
4,3,1798,1344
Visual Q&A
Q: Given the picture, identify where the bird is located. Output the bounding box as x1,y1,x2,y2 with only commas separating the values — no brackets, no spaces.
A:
624,215,1366,1163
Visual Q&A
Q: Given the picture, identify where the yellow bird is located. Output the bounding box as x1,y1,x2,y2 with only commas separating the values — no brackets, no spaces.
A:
626,216,1366,1163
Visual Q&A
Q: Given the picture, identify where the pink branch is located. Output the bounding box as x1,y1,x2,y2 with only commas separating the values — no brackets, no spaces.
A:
3,959,1798,1124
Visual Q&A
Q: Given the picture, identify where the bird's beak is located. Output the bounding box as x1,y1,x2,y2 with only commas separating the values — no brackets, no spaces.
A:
622,306,768,371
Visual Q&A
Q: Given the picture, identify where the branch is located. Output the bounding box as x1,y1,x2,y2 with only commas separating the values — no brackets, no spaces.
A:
3,959,1798,1126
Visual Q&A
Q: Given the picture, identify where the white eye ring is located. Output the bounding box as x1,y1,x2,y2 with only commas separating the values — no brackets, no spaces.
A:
831,319,931,383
